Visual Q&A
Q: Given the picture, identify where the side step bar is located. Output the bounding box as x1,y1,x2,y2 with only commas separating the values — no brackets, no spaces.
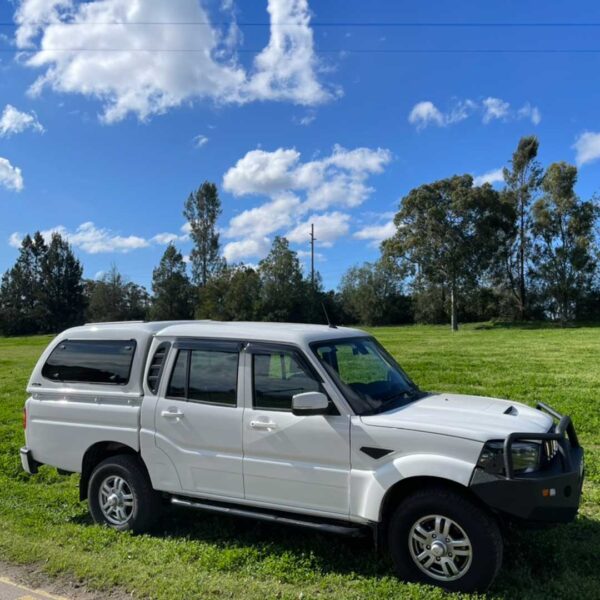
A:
171,497,366,537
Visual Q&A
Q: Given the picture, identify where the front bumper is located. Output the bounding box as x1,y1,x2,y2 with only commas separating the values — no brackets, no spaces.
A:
470,403,584,524
20,446,39,475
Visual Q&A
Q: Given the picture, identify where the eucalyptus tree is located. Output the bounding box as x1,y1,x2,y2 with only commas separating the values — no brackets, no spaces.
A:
501,136,543,319
87,266,149,322
0,233,47,335
339,256,410,326
0,232,85,335
150,244,194,320
258,236,305,322
183,181,225,286
198,264,261,320
385,175,513,331
41,233,86,332
532,162,597,323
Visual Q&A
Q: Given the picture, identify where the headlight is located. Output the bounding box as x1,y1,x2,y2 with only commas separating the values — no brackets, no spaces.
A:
478,441,541,475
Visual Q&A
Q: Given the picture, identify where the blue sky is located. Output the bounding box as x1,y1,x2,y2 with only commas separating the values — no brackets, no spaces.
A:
2,0,600,290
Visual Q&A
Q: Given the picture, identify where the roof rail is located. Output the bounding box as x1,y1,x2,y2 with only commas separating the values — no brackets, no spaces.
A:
84,320,145,325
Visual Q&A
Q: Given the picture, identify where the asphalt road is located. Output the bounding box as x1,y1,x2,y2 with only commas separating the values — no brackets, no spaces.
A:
0,576,69,600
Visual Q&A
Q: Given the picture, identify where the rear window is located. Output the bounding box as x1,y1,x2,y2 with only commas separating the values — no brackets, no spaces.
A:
41,339,136,385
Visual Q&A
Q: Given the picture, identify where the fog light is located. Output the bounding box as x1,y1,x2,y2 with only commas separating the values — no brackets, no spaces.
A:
542,488,556,497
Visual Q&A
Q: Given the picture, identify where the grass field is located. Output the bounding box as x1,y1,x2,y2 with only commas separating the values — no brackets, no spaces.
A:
0,325,598,599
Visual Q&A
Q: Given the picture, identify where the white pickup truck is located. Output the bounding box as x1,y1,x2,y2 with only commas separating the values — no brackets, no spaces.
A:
20,321,584,592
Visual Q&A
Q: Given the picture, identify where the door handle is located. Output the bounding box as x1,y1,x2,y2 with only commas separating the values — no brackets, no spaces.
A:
161,408,184,420
250,420,278,430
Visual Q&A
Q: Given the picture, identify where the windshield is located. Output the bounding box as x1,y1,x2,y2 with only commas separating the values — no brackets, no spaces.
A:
311,337,421,415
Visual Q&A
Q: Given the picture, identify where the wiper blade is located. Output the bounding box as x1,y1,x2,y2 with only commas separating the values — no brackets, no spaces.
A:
382,388,421,403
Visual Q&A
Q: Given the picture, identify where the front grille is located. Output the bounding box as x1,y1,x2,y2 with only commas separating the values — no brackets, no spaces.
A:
544,439,560,462
541,423,561,466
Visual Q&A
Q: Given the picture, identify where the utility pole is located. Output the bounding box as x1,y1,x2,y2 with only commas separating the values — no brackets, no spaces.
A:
310,223,316,289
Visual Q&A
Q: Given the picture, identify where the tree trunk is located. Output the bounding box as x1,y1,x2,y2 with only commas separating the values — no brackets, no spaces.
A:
519,195,526,320
450,282,458,332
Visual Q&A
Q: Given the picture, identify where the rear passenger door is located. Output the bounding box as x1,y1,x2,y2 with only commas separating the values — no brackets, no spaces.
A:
154,340,244,499
242,344,351,516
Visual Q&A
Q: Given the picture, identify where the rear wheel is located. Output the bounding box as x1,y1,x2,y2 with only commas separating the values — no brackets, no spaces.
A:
88,454,161,533
387,486,503,593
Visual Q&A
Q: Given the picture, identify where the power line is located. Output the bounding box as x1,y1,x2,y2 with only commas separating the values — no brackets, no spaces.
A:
3,48,600,54
4,21,600,27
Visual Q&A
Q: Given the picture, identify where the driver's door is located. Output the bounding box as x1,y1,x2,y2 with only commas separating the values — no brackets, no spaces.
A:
242,344,351,516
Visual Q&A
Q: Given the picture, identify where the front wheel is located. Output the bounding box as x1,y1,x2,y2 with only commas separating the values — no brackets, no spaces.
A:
388,486,503,593
88,454,161,533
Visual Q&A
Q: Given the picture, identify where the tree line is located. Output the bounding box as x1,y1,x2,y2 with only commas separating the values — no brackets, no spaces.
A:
0,135,598,335
381,136,598,329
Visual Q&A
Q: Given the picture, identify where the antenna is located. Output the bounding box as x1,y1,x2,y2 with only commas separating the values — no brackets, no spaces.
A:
322,302,337,329
310,223,316,289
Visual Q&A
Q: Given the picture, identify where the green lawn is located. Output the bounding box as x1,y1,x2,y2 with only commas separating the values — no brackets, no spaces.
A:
0,325,598,599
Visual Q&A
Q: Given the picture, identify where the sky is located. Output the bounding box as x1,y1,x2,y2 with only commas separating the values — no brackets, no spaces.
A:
2,0,600,291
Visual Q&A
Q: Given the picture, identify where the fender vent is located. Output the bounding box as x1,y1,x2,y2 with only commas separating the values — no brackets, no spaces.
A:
147,342,170,394
360,446,393,460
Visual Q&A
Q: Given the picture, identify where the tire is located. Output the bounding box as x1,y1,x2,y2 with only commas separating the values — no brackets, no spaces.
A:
387,486,503,593
88,454,161,533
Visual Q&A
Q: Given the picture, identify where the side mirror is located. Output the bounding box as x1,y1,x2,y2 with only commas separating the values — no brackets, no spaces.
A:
292,391,329,416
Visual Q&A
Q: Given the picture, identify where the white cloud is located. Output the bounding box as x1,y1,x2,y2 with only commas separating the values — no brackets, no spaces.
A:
223,236,271,262
9,222,155,253
294,111,316,126
482,97,510,123
297,249,324,261
517,102,542,126
473,167,504,186
573,132,600,166
221,144,391,261
353,220,396,246
59,222,150,253
0,105,45,137
14,0,334,123
151,232,187,245
286,212,351,247
408,99,476,130
192,134,209,149
408,97,541,129
14,0,70,48
225,194,300,238
220,144,392,261
446,99,477,125
223,144,391,211
181,222,192,235
408,101,445,130
0,157,24,191
9,222,192,253
8,232,22,248
244,0,333,105
224,148,301,196
325,145,391,173
304,176,373,210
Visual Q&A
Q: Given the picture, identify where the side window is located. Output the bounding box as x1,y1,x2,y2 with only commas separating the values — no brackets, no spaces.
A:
166,348,239,406
253,350,321,411
188,350,238,406
41,339,136,385
167,350,188,399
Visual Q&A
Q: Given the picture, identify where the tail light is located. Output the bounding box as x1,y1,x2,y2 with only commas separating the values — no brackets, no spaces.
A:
23,406,27,429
